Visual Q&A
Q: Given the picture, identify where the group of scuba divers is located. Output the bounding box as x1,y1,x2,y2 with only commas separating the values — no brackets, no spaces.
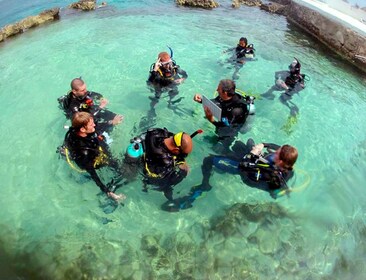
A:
57,38,307,211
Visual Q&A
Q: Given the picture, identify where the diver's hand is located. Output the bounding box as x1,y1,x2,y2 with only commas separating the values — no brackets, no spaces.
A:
110,114,123,125
251,143,264,156
179,163,190,173
174,78,185,84
204,106,214,123
193,94,202,103
153,58,161,72
107,192,126,201
99,98,109,109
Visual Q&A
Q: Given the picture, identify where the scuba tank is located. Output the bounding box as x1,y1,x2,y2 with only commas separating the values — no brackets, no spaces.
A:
126,137,144,160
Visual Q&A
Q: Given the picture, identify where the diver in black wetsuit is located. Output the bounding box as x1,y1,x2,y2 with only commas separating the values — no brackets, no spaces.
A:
147,51,188,108
63,112,125,201
224,37,256,80
261,58,307,116
162,139,298,211
57,78,123,134
275,58,305,94
193,79,253,154
125,127,194,202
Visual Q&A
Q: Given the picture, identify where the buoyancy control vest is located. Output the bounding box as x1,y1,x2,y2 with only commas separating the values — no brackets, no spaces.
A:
239,144,292,190
213,93,249,126
143,128,176,178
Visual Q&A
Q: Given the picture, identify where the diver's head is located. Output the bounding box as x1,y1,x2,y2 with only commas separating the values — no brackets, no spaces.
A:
218,79,236,100
289,58,301,74
275,145,298,170
72,112,95,135
158,52,173,69
239,37,248,47
165,132,193,156
71,78,88,99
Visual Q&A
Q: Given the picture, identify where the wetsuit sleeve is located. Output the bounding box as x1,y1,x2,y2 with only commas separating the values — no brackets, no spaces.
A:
263,143,281,152
176,67,188,79
148,64,162,83
90,91,103,100
75,149,109,193
87,168,109,193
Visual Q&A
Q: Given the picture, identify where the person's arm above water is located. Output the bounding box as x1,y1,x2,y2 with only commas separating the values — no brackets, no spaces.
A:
263,143,281,153
223,47,235,53
174,66,188,84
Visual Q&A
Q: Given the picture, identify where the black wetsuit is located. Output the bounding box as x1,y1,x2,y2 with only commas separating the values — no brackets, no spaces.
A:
147,61,188,99
235,44,255,61
60,91,117,133
65,128,114,194
211,93,249,151
275,71,305,93
238,143,294,190
142,128,188,201
161,141,292,212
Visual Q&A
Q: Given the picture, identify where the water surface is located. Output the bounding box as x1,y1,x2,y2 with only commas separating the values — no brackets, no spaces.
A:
0,0,366,279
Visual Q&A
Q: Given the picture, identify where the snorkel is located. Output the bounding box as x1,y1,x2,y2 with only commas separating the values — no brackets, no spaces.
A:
167,45,174,59
190,129,203,138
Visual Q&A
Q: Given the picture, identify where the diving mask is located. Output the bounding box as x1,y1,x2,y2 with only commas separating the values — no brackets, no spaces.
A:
160,60,173,67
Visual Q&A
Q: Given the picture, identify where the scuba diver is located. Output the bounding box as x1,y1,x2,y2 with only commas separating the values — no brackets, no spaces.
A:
275,58,306,94
261,58,307,117
147,51,188,109
193,79,255,154
223,37,256,80
162,139,298,212
124,128,201,203
58,112,125,201
57,77,123,134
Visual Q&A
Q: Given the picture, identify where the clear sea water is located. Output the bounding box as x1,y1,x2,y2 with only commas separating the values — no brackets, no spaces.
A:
1,0,366,279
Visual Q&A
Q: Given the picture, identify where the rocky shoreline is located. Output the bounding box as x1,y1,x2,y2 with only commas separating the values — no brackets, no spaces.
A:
0,0,98,43
1,0,365,73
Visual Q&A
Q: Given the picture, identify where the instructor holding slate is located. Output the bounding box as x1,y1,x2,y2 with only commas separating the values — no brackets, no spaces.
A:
193,79,250,153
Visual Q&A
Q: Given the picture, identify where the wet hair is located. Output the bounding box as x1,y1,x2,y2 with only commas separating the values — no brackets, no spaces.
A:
158,52,171,62
72,112,92,130
70,78,85,90
239,37,248,45
219,79,236,97
279,145,298,169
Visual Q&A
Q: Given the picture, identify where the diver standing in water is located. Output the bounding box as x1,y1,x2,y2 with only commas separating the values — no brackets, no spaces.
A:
275,58,306,94
193,79,253,154
61,112,125,201
224,37,256,80
124,128,199,203
58,77,123,134
262,58,307,116
147,51,188,108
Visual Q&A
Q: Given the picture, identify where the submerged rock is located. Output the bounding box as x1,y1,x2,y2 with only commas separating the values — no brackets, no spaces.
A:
176,0,219,9
0,8,60,42
141,235,161,257
69,0,97,11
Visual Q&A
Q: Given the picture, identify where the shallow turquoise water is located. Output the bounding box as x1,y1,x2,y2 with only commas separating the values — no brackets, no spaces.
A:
1,0,366,279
